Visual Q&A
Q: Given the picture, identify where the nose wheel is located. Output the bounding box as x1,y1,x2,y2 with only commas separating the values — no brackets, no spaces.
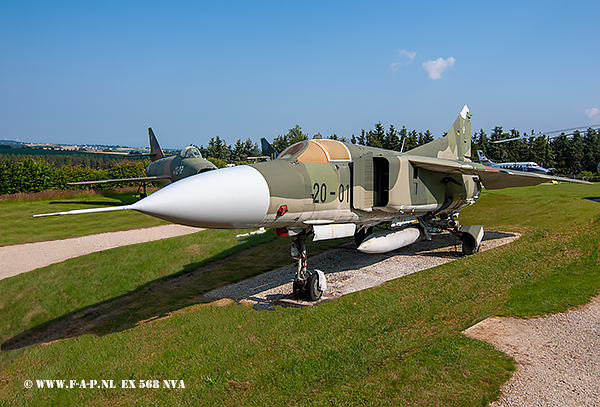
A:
292,273,323,301
306,273,323,301
291,231,325,301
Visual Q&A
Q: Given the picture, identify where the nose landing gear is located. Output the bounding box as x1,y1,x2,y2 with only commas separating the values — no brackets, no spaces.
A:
291,231,325,301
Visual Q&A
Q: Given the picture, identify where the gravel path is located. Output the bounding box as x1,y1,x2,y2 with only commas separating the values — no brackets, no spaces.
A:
205,231,519,309
464,297,600,406
0,224,202,280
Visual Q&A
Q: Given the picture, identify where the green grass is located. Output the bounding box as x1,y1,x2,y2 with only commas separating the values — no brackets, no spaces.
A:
0,182,600,406
0,191,168,246
0,228,347,372
502,229,600,317
459,182,600,230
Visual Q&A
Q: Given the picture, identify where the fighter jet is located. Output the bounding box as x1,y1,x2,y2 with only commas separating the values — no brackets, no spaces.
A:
35,106,591,301
68,128,217,195
476,150,554,175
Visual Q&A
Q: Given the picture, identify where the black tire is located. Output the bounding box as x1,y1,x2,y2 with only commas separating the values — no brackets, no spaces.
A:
293,281,306,300
307,273,323,301
354,226,373,246
462,234,476,256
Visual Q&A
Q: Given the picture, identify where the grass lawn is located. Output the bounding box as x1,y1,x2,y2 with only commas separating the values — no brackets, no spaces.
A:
0,190,167,246
0,182,599,406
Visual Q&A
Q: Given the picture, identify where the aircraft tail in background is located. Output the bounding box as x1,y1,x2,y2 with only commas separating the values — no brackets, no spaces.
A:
148,127,165,162
261,138,279,159
477,150,492,165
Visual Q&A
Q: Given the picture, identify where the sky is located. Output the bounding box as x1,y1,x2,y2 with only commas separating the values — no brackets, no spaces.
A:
1,0,600,149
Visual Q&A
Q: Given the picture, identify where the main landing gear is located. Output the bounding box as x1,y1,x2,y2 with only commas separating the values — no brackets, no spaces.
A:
135,181,148,200
291,230,325,301
421,213,484,256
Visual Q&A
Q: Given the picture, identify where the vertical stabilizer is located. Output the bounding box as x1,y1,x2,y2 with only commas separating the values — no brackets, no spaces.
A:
477,150,492,164
406,105,472,161
261,138,279,159
148,127,165,162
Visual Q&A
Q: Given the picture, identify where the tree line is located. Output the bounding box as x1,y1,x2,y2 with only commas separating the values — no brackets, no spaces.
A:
2,123,599,195
198,123,435,161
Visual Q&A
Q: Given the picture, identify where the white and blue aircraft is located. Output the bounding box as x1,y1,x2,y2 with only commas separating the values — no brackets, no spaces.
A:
476,150,554,175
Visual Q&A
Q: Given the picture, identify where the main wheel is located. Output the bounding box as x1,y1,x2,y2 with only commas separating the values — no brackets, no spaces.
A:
462,234,477,256
354,226,373,246
293,281,307,300
307,273,323,301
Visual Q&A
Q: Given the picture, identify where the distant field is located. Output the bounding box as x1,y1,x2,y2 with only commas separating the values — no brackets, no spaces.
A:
0,182,599,406
0,146,145,159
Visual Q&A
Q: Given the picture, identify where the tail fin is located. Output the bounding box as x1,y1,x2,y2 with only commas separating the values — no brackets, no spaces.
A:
406,105,472,161
261,138,279,159
477,150,492,164
148,127,165,162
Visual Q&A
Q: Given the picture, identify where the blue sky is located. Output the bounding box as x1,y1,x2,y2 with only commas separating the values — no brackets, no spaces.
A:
2,1,599,149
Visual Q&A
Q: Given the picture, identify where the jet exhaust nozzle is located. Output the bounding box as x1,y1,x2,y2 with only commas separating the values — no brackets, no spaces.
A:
357,226,423,254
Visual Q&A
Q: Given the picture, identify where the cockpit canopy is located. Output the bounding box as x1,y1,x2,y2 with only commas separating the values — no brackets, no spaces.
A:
277,140,351,163
179,145,203,158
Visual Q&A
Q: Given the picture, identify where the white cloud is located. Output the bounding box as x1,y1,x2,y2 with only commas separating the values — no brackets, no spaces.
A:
389,49,417,73
585,108,600,119
422,57,455,80
398,49,417,61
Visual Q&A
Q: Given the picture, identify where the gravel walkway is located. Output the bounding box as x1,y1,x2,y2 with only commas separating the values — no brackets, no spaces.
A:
464,297,600,406
205,231,519,310
0,224,201,280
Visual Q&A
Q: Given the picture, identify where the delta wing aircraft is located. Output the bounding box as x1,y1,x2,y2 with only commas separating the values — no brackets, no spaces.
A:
36,106,591,301
68,128,217,194
477,150,554,175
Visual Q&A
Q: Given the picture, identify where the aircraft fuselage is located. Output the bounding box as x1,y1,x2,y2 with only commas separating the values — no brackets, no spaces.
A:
132,140,481,233
145,146,216,186
250,145,480,231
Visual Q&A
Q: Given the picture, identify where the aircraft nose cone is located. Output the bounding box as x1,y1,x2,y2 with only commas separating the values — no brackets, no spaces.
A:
132,166,270,228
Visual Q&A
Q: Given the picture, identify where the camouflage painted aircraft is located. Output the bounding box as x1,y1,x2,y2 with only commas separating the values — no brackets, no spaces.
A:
36,106,590,301
477,150,554,175
68,128,217,194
